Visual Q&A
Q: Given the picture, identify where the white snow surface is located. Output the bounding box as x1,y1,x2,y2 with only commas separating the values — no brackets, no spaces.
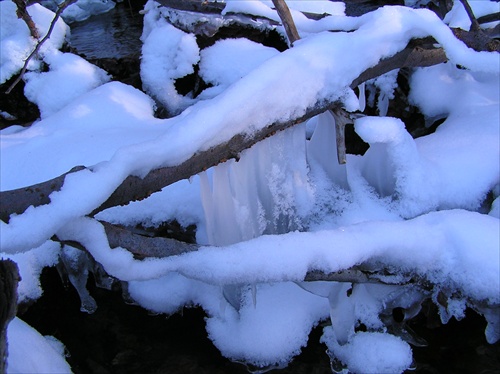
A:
0,1,69,84
444,0,500,30
1,1,499,372
322,328,413,374
40,0,116,23
6,317,71,374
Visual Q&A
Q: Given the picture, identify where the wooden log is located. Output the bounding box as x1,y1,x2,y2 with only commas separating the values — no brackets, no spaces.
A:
0,259,20,373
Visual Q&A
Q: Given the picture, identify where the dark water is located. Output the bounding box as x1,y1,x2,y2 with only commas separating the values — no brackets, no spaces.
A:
68,4,144,59
19,267,500,374
21,267,333,374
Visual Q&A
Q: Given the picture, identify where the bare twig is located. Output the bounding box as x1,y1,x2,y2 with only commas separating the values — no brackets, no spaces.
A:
5,0,78,95
458,0,481,32
272,0,300,46
477,12,500,25
13,0,39,39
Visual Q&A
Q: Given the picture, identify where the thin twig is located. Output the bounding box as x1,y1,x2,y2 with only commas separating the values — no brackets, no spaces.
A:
5,0,78,94
458,0,481,32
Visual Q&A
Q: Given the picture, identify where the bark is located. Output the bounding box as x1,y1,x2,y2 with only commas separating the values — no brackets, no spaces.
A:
0,260,20,374
451,27,500,53
12,0,39,39
0,166,85,223
477,12,500,25
272,0,300,45
101,221,199,258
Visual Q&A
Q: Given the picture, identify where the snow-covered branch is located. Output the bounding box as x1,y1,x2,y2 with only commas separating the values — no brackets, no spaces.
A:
0,38,461,222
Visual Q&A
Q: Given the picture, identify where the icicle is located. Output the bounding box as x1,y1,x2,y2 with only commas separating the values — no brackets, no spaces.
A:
358,82,366,112
120,281,138,306
328,283,355,345
92,261,115,291
378,92,389,117
199,170,215,244
251,283,257,308
307,111,349,189
477,306,500,344
200,124,313,246
60,245,97,314
223,284,243,312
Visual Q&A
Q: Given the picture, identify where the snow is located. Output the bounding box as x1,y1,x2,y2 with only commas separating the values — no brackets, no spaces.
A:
1,0,499,373
6,317,71,374
0,1,69,84
40,0,116,23
24,51,110,118
444,0,500,30
199,38,280,88
141,22,200,114
322,328,413,374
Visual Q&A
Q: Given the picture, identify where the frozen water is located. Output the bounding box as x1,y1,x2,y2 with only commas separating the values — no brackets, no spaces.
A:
60,245,97,313
40,0,115,23
200,123,313,246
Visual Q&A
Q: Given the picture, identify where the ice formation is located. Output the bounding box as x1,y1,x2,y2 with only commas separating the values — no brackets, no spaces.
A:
40,0,116,23
1,0,499,373
200,123,312,246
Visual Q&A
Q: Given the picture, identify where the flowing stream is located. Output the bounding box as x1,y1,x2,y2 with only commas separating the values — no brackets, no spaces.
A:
68,4,143,59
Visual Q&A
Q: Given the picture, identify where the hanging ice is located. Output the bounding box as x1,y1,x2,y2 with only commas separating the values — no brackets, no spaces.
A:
59,245,97,314
200,123,313,247
354,116,439,217
306,111,349,189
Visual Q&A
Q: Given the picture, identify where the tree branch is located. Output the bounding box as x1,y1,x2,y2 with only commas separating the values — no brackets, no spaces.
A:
13,0,39,39
5,0,78,95
272,0,300,46
67,220,423,287
101,221,199,258
458,0,481,32
0,166,85,223
477,12,500,25
1,31,497,221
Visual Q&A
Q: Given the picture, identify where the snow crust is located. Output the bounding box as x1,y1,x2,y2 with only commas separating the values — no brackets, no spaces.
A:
1,1,499,372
